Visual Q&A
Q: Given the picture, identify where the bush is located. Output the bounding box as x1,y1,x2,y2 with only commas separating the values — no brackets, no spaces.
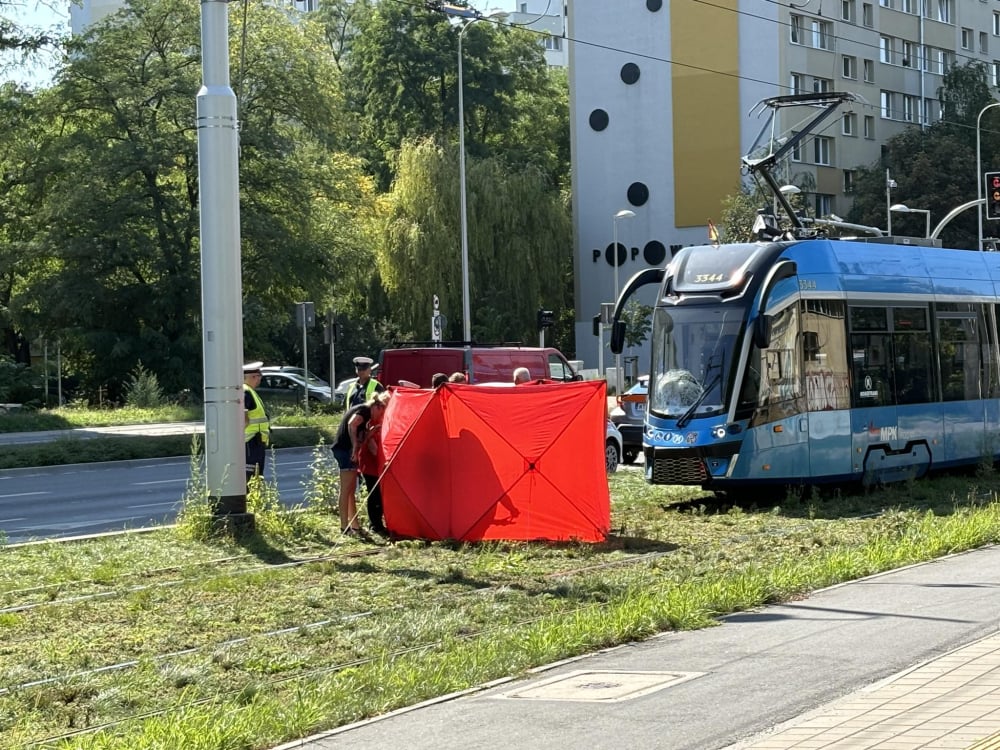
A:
124,362,165,408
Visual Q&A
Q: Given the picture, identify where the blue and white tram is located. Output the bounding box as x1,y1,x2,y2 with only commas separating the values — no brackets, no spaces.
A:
609,237,1000,490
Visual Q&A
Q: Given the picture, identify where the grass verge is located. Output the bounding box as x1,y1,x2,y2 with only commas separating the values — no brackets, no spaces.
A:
1,468,998,749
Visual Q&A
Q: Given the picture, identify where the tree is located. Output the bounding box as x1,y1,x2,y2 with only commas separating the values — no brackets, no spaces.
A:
14,0,373,397
340,2,561,189
846,62,997,250
376,138,571,345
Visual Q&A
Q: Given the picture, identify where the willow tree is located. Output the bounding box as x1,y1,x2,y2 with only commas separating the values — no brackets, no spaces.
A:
377,137,571,345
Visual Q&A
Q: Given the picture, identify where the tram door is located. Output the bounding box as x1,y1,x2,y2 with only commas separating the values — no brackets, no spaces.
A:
849,310,897,483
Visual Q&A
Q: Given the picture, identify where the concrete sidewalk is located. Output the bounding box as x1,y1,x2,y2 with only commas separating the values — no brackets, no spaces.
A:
275,546,1000,750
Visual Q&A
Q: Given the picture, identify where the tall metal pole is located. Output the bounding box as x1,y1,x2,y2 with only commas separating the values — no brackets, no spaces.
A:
612,217,619,390
612,210,635,394
977,103,1000,252
885,168,893,236
301,303,309,416
458,24,472,345
197,0,251,525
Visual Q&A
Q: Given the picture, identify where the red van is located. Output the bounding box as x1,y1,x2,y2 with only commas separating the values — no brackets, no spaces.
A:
378,346,580,388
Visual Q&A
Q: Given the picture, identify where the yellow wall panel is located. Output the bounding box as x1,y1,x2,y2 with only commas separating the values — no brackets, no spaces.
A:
671,0,740,227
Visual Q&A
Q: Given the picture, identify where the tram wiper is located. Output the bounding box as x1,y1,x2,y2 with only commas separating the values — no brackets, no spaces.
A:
676,374,721,429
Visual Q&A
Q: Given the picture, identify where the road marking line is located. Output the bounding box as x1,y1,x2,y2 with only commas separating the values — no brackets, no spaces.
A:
0,491,48,498
127,502,173,509
0,517,26,523
133,479,188,486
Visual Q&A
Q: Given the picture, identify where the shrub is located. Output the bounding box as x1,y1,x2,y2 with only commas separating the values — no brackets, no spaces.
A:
124,362,165,408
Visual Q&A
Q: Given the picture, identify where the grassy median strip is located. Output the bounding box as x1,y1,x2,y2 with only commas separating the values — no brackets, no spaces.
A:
1,465,999,749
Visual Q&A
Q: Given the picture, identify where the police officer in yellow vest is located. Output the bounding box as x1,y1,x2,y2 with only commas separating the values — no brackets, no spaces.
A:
346,356,384,408
243,361,270,480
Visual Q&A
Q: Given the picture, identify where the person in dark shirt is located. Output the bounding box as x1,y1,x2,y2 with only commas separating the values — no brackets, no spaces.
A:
331,391,390,536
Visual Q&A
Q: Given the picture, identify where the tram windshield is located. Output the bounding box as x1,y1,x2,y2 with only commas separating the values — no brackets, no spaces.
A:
649,304,747,419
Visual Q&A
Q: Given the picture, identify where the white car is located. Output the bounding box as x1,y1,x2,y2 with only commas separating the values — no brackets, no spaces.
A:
606,420,623,474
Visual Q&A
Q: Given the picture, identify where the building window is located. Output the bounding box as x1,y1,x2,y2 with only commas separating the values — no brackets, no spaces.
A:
842,55,858,79
881,36,893,64
902,41,914,67
844,170,856,193
814,136,832,166
879,0,892,7
995,12,1000,36
791,135,802,162
811,19,833,50
902,0,916,12
863,3,874,26
993,61,1000,87
842,0,856,22
864,58,875,82
902,94,918,122
544,36,562,51
937,0,952,24
982,32,989,55
790,72,804,94
881,90,893,119
790,14,803,44
815,194,833,217
962,28,973,50
843,112,857,135
864,115,875,138
813,76,833,93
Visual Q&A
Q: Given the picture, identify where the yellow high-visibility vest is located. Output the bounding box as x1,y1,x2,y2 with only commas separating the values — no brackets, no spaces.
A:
346,377,382,406
244,384,270,445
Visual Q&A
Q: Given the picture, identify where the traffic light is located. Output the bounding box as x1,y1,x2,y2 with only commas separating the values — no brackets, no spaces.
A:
536,309,555,330
986,172,1000,220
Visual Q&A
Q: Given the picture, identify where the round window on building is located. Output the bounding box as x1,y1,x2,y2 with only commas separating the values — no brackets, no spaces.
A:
643,240,667,266
627,182,649,206
620,63,640,85
646,0,663,11
589,109,609,131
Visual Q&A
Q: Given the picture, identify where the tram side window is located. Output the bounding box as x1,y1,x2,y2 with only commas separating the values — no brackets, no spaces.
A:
757,304,803,420
801,300,849,411
938,316,981,401
891,307,932,405
850,306,891,408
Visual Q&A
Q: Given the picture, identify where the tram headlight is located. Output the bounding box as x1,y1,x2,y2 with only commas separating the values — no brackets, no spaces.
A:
712,426,726,440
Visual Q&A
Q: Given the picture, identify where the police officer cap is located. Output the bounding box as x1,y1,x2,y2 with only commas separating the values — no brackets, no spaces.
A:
243,361,263,374
353,356,374,368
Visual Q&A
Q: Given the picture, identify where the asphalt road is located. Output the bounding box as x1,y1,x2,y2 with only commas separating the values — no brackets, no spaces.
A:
0,446,320,545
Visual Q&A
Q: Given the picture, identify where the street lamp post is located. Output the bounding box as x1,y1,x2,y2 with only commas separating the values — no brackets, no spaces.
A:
457,19,472,344
612,209,635,394
439,3,500,344
885,169,897,235
977,102,1000,251
889,204,931,238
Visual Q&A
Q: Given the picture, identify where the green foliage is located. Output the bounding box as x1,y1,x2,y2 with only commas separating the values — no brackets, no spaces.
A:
302,442,341,514
846,61,995,250
621,299,652,349
12,0,373,398
719,183,771,243
123,362,165,409
377,138,570,343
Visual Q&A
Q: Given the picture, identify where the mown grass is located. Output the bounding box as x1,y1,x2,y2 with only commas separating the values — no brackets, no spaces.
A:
1,463,999,749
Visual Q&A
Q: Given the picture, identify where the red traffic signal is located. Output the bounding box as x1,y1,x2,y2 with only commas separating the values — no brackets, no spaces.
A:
986,172,1000,220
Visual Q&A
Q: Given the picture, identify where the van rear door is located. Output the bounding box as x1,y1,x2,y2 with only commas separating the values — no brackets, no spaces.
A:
379,348,463,388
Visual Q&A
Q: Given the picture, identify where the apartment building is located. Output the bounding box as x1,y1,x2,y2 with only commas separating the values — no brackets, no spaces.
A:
567,0,993,369
506,0,567,68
